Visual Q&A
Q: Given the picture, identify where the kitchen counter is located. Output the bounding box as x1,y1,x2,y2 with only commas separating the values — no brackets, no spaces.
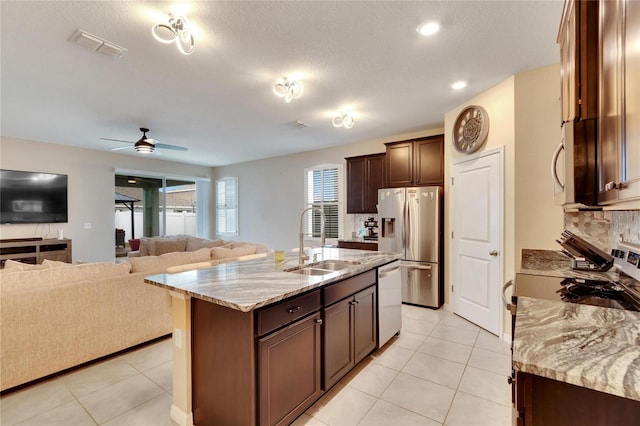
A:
338,238,378,244
520,248,620,281
145,247,400,312
513,296,640,402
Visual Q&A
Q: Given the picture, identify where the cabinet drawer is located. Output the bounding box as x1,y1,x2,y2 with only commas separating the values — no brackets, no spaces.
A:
324,270,376,306
257,290,321,336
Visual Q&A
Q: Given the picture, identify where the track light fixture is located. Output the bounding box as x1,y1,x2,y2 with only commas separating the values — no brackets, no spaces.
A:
332,111,355,129
273,77,303,103
152,13,195,55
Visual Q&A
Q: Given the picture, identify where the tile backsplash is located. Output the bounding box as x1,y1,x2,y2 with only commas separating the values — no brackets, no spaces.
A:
564,210,640,251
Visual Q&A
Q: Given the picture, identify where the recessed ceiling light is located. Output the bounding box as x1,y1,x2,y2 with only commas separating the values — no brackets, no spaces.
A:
451,81,467,90
417,22,440,36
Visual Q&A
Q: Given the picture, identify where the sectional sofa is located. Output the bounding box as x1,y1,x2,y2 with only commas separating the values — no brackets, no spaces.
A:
0,239,269,392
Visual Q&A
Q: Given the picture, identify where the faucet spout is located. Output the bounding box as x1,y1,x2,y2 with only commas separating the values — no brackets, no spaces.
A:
299,206,326,265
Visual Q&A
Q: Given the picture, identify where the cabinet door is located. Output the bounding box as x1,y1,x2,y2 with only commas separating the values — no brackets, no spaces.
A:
259,312,322,426
323,297,354,389
386,142,414,187
364,153,386,212
620,0,640,201
353,286,377,363
414,136,444,186
559,0,577,123
346,157,366,213
598,0,624,204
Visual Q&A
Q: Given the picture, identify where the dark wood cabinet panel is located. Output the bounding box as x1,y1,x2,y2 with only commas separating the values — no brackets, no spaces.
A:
259,313,322,426
353,286,377,363
346,153,386,213
385,135,444,187
365,154,386,211
414,136,444,186
385,142,414,187
515,372,640,425
323,282,377,389
337,240,378,251
323,298,354,389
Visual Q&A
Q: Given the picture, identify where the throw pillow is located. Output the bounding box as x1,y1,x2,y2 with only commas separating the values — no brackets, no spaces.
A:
41,259,71,268
186,237,225,252
211,244,257,260
154,239,188,255
128,238,141,251
2,260,53,271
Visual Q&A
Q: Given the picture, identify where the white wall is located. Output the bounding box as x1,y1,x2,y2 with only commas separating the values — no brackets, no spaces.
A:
514,64,564,259
212,128,444,251
444,64,562,336
0,137,213,262
444,76,516,310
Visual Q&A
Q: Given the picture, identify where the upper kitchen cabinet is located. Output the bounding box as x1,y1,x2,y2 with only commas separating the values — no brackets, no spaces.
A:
345,153,386,214
598,0,640,206
385,135,444,187
558,0,599,123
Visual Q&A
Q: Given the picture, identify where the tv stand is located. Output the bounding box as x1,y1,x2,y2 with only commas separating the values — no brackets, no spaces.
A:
0,239,72,268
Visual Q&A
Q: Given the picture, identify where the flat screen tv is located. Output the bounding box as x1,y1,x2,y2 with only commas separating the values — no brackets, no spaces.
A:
0,169,68,224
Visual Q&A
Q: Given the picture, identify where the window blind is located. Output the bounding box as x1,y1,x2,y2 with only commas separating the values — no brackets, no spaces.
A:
305,166,340,239
216,177,238,235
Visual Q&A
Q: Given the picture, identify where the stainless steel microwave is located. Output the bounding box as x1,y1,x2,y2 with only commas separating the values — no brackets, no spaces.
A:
551,119,598,209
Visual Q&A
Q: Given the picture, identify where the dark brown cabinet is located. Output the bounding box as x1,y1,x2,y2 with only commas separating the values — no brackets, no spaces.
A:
323,271,377,389
385,135,444,187
597,0,640,205
514,372,640,426
558,0,599,123
337,240,378,251
346,153,386,213
259,312,322,426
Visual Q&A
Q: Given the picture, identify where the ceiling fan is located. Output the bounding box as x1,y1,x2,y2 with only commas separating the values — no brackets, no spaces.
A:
101,128,188,154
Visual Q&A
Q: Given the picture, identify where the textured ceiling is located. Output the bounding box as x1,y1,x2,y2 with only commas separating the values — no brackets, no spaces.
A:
0,1,564,167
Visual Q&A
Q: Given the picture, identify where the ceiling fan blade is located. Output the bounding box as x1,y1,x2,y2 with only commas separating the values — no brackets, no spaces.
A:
110,146,134,151
155,143,188,152
101,137,135,144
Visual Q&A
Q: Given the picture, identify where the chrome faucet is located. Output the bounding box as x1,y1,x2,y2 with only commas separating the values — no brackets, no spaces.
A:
299,206,326,264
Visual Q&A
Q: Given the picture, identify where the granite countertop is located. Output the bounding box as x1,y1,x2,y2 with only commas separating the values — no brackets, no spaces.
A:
520,249,620,281
144,247,401,312
513,296,640,401
338,238,378,244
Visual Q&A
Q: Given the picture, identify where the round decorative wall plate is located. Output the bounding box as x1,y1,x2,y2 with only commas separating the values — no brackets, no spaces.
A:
452,105,490,154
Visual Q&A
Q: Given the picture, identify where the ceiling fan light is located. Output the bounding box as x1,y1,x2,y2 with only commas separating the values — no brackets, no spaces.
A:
134,140,155,153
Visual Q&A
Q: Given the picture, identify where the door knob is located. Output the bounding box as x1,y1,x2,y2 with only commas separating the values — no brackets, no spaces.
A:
489,250,499,256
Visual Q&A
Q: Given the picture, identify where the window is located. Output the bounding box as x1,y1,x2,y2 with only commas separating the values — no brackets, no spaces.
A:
216,177,238,235
304,165,342,240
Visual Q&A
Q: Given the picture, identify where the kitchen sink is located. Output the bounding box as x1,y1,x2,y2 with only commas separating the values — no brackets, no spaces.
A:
284,260,361,276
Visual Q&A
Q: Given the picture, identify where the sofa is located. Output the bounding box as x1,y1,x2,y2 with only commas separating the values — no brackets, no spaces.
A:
0,240,269,392
127,235,269,259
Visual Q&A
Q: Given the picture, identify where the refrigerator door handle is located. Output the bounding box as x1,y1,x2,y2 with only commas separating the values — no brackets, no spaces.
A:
405,264,432,271
402,200,408,253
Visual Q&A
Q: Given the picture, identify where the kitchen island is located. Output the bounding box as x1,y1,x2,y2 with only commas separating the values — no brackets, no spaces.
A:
145,247,401,426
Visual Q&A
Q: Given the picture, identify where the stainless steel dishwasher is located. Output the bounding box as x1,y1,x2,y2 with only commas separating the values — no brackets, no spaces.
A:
377,259,402,347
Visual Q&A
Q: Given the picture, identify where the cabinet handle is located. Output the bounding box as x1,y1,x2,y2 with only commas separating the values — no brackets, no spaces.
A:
315,319,323,325
604,181,618,191
287,306,301,314
551,140,565,190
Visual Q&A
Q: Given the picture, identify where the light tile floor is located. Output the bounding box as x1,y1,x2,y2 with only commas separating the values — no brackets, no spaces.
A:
1,305,512,426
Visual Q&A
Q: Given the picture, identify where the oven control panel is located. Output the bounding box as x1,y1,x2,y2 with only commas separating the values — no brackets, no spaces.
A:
612,242,640,281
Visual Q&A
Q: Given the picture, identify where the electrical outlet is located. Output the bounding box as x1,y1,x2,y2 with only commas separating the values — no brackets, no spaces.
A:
83,223,92,229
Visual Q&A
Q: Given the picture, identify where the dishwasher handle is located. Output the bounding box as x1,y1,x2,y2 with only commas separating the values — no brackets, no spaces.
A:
502,280,516,314
378,265,400,278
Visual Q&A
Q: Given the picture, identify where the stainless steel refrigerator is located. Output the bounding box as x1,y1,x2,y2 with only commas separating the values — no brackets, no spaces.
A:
377,187,443,308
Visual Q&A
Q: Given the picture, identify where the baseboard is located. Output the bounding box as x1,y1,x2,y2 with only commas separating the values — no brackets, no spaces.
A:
170,404,194,426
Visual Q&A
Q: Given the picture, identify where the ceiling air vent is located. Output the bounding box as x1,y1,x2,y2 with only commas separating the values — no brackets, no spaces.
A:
294,120,312,128
71,29,127,58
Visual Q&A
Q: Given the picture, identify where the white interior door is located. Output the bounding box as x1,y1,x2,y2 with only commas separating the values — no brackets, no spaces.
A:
450,148,503,335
